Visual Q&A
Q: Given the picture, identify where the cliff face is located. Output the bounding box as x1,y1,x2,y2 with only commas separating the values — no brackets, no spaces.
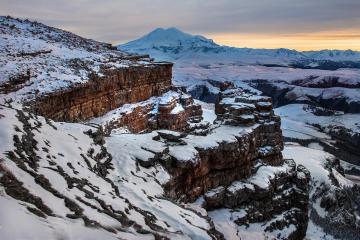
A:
163,122,283,201
141,85,309,239
31,63,173,121
163,87,284,202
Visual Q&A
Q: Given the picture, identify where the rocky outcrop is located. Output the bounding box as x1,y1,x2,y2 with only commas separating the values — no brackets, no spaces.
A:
159,86,284,202
163,122,284,202
135,85,309,239
155,92,202,131
205,159,310,240
93,90,203,133
31,63,173,121
215,88,279,126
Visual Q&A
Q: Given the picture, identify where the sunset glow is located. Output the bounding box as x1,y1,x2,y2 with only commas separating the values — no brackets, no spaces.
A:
207,30,360,51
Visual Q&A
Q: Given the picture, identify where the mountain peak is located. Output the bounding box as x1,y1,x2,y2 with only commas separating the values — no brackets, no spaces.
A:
118,28,360,63
144,27,194,41
151,27,184,34
120,27,219,52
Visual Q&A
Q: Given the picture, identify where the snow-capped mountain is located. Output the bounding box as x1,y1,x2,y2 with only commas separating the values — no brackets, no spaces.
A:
1,17,360,240
118,27,360,115
121,27,219,51
118,28,360,64
303,49,360,61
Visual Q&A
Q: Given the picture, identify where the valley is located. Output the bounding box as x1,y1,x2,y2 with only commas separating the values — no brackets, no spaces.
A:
0,17,359,240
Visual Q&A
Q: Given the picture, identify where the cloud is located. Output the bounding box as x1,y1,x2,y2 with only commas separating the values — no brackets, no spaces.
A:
1,0,359,47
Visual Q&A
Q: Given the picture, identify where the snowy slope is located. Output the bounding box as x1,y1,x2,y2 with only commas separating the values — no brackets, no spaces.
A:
0,16,152,103
275,104,360,138
0,104,217,240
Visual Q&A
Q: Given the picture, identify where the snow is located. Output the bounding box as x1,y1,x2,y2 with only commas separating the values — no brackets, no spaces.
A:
332,169,354,188
0,105,215,239
170,103,184,114
345,174,360,186
0,196,122,240
283,144,332,185
205,186,225,198
109,131,166,163
184,124,255,150
194,100,217,123
275,104,360,136
306,220,339,240
280,116,330,140
159,90,179,105
172,63,360,104
169,144,199,163
308,142,324,151
227,181,255,194
90,91,182,126
247,164,287,190
257,146,273,155
304,49,360,62
256,101,272,107
121,27,218,54
209,208,299,240
157,129,182,137
107,132,212,239
0,16,153,103
119,28,360,64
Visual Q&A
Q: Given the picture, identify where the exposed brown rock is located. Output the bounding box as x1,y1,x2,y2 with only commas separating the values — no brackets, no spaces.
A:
31,63,173,121
99,91,203,133
160,86,284,202
163,121,284,202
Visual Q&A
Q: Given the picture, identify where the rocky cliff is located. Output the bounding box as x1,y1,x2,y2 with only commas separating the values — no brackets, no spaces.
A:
90,89,203,133
97,83,309,238
30,63,173,121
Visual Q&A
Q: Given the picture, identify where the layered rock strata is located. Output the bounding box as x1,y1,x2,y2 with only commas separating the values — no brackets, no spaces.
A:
129,86,285,202
215,87,280,126
162,121,284,202
31,63,173,121
205,159,310,240
91,90,203,133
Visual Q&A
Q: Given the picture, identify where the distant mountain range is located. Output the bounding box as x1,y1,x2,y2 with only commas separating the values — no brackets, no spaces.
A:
118,28,360,66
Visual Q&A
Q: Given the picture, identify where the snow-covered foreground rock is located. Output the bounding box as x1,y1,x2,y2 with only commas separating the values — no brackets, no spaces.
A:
0,104,221,239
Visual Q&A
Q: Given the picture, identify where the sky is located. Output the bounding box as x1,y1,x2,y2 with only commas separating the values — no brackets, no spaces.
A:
1,0,360,50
